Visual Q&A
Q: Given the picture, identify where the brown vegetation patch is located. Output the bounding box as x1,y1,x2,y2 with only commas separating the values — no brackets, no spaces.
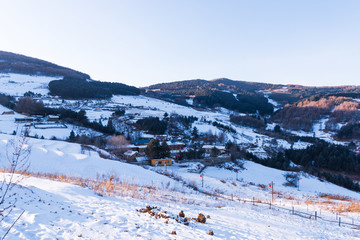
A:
196,213,206,223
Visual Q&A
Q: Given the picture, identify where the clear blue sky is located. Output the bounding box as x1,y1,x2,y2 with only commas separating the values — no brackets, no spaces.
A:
1,0,359,87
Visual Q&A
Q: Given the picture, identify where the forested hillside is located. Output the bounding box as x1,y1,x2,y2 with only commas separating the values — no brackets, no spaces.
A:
49,77,140,99
0,51,90,79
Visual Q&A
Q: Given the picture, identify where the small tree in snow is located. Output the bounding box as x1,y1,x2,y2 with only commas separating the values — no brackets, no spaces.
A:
0,126,31,221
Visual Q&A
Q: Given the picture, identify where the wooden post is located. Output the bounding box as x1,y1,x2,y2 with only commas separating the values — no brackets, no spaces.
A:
297,178,300,191
339,217,341,227
315,211,317,220
292,206,294,215
269,202,271,209
253,197,255,205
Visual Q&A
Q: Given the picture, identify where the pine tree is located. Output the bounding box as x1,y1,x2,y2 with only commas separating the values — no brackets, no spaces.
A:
145,139,161,159
160,140,170,158
69,130,76,141
192,127,199,139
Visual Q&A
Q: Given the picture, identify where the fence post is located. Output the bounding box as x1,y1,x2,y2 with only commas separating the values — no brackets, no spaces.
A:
315,211,317,220
231,194,233,201
339,217,341,227
336,213,338,220
269,202,271,209
253,197,255,205
292,206,294,215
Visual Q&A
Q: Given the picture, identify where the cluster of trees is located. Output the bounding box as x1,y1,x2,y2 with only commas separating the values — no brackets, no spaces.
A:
10,97,117,135
0,93,14,109
268,87,360,106
230,115,265,129
212,121,236,133
114,108,125,117
0,50,90,79
246,143,360,191
193,91,273,115
147,79,215,96
272,96,352,131
49,77,140,99
145,139,170,159
267,93,301,105
180,147,204,160
336,123,360,140
147,78,282,96
286,142,360,173
14,97,44,115
67,131,107,148
325,101,360,131
136,117,168,135
23,91,42,98
148,79,277,115
199,130,227,145
167,114,198,137
174,115,198,128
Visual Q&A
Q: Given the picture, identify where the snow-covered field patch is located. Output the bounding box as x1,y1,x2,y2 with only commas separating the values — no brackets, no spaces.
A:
0,73,59,96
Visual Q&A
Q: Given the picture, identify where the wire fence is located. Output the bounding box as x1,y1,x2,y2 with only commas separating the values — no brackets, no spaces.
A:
153,168,360,229
217,194,360,229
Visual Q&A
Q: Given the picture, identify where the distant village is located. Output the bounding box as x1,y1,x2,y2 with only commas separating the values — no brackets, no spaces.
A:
3,95,232,168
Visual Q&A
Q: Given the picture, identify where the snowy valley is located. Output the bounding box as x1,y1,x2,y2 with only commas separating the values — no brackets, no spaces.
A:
0,69,359,239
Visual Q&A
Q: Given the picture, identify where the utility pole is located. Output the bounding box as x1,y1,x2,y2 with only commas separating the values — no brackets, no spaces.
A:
297,178,300,191
269,181,274,203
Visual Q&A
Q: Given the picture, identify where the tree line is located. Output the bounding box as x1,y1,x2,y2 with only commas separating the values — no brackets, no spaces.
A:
49,77,140,99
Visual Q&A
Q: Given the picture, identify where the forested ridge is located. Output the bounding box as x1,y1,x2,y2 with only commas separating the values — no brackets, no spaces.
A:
49,77,140,99
0,50,90,79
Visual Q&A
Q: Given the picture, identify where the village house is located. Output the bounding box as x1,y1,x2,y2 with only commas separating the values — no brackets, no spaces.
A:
2,111,14,115
47,115,60,122
150,158,172,166
202,145,226,154
123,150,140,162
15,117,35,123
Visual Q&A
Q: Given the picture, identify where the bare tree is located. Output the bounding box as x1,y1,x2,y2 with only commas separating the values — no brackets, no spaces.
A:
0,126,31,221
107,135,129,153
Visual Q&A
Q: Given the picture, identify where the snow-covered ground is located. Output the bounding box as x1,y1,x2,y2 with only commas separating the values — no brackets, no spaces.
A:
0,73,58,96
0,74,359,239
1,172,359,240
0,134,182,190
0,105,100,140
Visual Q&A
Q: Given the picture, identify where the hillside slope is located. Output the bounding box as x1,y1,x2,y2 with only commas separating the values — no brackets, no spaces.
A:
0,51,90,79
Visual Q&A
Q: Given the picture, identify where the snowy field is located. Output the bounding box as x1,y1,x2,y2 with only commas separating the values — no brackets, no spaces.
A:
0,174,359,240
0,105,101,140
0,73,58,96
0,134,182,190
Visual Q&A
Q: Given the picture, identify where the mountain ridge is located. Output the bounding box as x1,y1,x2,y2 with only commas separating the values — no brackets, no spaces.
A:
0,50,90,79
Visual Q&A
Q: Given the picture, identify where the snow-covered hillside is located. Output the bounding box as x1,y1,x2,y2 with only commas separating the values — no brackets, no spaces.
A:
0,73,59,96
0,73,359,239
1,175,359,240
